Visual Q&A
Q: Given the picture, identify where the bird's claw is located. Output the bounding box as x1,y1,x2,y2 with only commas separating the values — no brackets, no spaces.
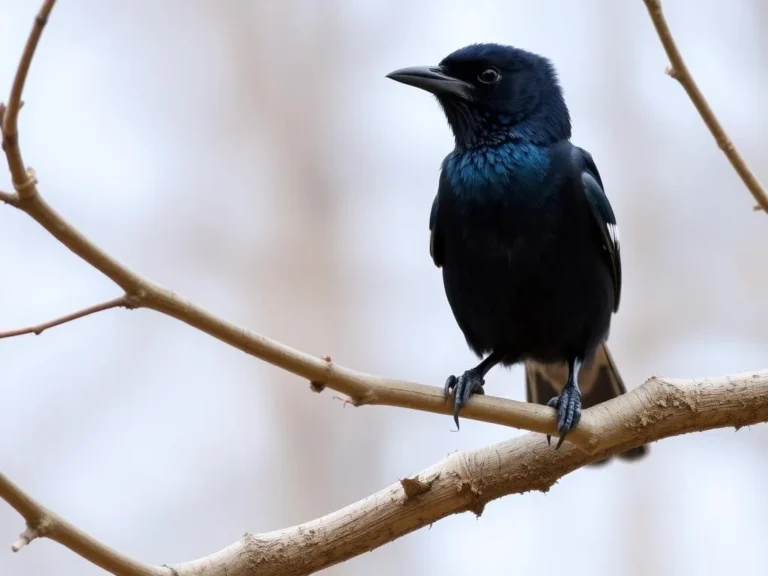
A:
545,385,581,449
444,370,485,429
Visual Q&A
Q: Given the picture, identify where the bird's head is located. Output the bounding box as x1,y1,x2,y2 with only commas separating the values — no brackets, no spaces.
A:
387,43,571,148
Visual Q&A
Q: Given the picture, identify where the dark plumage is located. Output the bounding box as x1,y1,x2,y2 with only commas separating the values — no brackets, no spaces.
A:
387,43,647,458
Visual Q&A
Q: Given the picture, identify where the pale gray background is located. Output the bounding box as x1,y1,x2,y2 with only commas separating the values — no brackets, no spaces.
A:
1,1,767,575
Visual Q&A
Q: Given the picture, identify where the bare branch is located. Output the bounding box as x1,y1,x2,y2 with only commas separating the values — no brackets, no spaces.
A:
0,474,163,575
3,371,768,575
0,295,133,339
642,0,768,212
1,0,55,198
3,1,52,136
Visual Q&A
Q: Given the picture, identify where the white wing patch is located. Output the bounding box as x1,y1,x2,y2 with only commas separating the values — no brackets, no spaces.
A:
606,223,620,251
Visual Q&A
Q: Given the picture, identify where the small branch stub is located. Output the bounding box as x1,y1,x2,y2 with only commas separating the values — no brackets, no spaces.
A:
665,65,679,80
400,476,434,500
309,354,333,392
11,526,38,552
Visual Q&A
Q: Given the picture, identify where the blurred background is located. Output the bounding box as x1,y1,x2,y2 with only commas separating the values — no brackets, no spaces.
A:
1,1,767,575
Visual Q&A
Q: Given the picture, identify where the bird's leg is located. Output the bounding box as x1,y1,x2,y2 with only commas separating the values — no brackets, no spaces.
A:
546,358,582,449
444,350,503,429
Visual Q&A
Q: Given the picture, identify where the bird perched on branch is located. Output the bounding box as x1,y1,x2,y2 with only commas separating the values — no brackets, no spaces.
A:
387,43,647,458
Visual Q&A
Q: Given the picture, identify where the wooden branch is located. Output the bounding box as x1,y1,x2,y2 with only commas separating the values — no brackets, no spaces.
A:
0,473,162,575
0,295,133,339
3,371,768,576
1,0,55,197
642,0,768,213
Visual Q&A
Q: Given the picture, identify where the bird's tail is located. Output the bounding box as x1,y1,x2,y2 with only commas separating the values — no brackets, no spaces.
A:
525,343,648,464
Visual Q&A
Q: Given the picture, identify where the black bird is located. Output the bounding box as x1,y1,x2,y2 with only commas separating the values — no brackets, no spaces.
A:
387,43,647,457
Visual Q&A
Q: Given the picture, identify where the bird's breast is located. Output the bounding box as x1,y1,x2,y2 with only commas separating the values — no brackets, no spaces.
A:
443,142,552,202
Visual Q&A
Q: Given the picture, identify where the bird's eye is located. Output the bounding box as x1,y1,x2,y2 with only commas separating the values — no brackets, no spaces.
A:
477,67,501,84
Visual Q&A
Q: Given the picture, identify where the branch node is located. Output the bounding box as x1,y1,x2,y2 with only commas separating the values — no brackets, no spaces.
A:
13,166,38,198
331,390,377,407
456,481,486,517
309,381,326,393
124,292,143,309
309,354,333,392
664,65,680,80
353,390,377,406
718,139,735,155
468,501,485,518
400,475,434,501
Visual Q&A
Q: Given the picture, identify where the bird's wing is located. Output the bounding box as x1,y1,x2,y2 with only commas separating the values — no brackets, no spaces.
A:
577,148,622,312
429,192,443,268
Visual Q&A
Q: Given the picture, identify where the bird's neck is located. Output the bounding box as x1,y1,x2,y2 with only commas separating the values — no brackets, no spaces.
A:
442,101,571,150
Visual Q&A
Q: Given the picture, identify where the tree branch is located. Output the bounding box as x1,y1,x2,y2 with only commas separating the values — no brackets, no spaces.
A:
3,371,768,575
0,295,134,339
1,0,55,197
642,0,768,212
0,473,162,575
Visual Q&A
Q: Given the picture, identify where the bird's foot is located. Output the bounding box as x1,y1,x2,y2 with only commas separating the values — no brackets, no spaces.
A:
444,369,485,429
546,385,582,449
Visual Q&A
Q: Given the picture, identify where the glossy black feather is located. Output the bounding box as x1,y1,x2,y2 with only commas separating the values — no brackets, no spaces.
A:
429,195,443,267
578,147,622,312
434,138,614,364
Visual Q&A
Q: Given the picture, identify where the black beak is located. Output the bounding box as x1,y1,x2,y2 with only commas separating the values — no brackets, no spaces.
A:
386,65,473,100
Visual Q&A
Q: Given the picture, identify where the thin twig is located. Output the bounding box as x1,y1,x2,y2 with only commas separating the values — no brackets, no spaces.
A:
642,0,768,213
0,295,132,339
3,0,54,137
1,0,55,197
